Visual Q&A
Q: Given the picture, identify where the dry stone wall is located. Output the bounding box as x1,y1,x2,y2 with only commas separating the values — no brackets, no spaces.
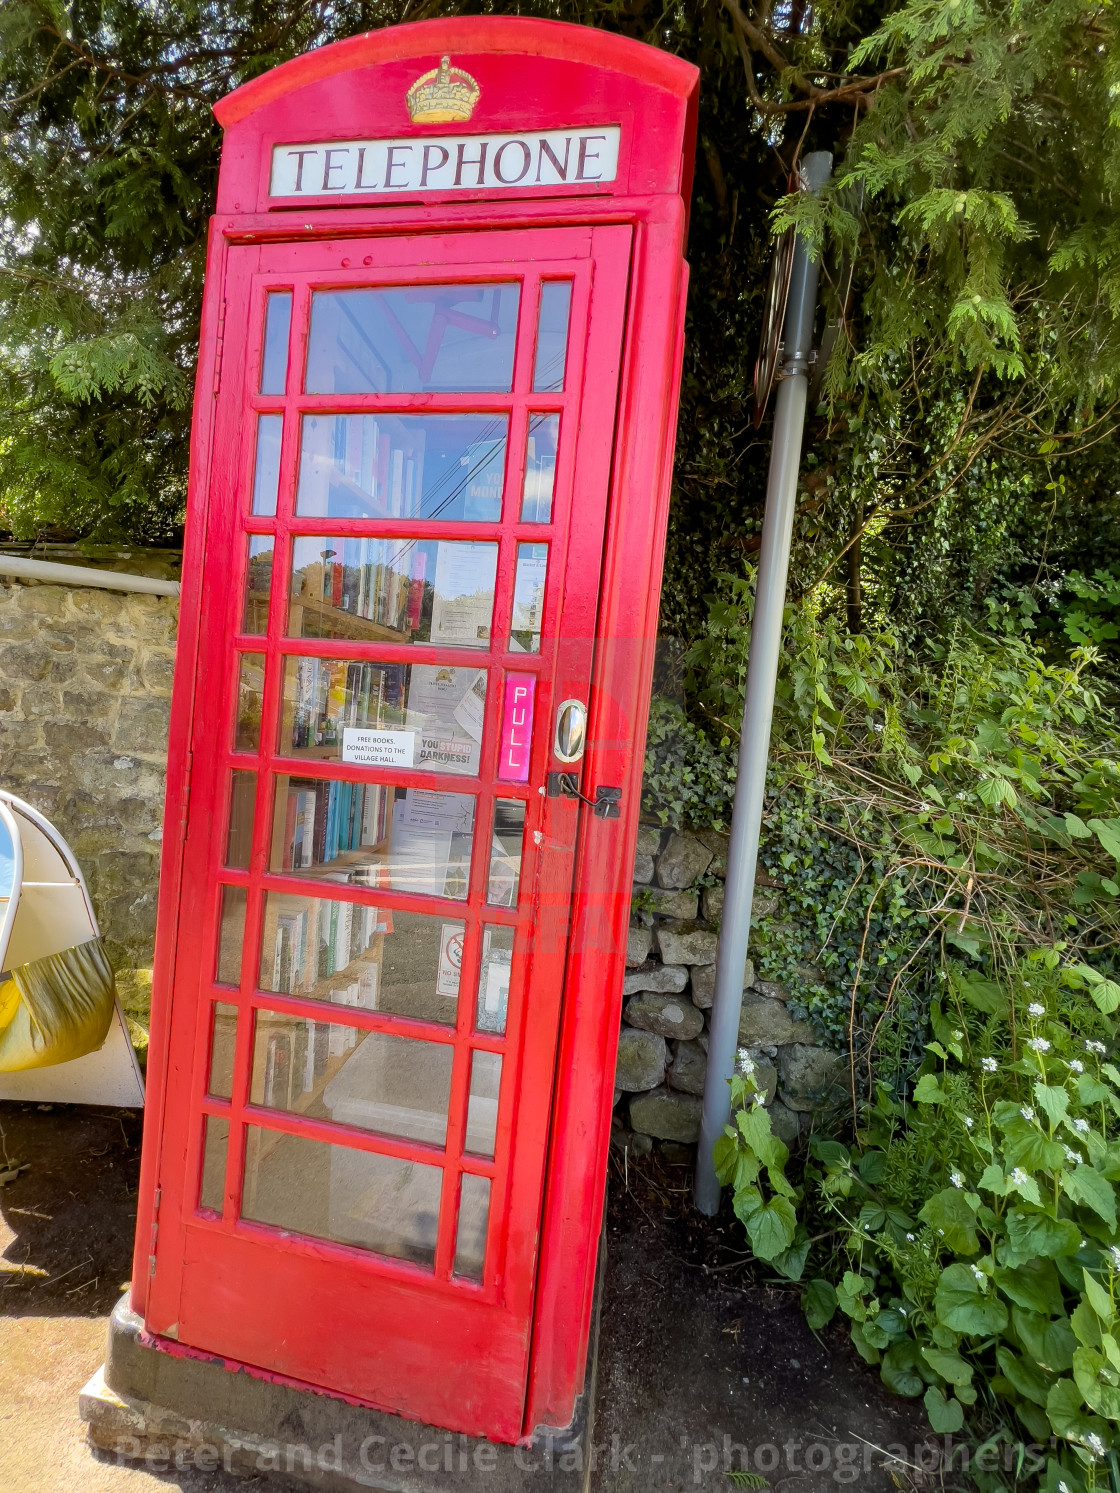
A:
612,827,847,1158
0,577,176,986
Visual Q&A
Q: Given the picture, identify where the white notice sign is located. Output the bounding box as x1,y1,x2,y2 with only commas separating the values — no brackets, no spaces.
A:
341,728,415,768
270,126,621,198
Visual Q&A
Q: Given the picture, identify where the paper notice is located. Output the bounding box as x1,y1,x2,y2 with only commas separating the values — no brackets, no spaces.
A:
342,727,415,768
453,669,487,743
430,542,495,645
437,923,465,998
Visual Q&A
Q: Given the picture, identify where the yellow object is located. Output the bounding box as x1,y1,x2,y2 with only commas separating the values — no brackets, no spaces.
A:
0,937,116,1072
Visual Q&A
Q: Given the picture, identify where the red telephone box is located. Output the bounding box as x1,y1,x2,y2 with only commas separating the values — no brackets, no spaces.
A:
123,16,696,1452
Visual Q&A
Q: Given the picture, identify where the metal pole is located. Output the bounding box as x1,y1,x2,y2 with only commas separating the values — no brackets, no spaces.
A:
695,151,832,1214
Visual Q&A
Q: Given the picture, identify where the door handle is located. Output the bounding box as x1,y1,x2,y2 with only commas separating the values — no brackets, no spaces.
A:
553,699,587,764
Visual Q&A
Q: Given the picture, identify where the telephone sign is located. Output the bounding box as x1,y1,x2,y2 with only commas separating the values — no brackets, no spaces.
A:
121,15,696,1451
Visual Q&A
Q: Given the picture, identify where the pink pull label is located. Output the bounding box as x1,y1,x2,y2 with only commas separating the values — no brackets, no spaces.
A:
498,673,536,782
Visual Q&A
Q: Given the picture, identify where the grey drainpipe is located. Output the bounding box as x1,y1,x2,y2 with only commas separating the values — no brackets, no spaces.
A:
0,555,179,598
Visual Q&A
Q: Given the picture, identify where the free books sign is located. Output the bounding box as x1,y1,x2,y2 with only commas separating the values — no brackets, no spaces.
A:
269,126,621,198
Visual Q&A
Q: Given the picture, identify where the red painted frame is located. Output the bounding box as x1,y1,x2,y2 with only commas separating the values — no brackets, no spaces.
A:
133,17,696,1445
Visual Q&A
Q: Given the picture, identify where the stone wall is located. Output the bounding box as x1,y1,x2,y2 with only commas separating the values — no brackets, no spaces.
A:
612,827,846,1158
0,577,176,994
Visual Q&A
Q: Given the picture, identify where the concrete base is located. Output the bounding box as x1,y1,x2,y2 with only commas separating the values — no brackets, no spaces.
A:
79,1278,601,1493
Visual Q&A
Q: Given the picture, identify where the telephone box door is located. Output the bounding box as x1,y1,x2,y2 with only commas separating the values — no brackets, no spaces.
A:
147,222,631,1438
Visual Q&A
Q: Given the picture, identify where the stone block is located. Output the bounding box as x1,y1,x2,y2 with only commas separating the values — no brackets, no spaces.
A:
767,1098,802,1149
694,828,730,877
624,992,704,1041
737,996,814,1047
701,882,724,921
20,686,64,719
614,1028,668,1092
667,1039,707,1096
656,831,714,889
0,686,18,713
625,925,652,968
656,921,719,966
629,1087,702,1143
752,895,780,921
689,957,754,1010
69,588,126,623
18,582,70,618
778,1044,848,1113
49,720,112,752
113,696,170,756
642,886,699,921
755,978,792,1003
79,657,130,692
632,852,655,885
0,640,54,682
635,826,662,859
623,963,689,996
140,650,176,694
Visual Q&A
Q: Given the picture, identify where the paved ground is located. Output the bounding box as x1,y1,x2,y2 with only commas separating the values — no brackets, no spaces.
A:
0,1102,935,1492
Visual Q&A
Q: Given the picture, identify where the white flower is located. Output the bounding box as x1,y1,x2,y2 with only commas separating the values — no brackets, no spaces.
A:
1069,1059,1085,1074
1085,1433,1106,1458
905,1233,915,1242
970,1265,986,1286
950,1170,966,1189
1021,1106,1036,1122
737,1049,755,1075
1087,1041,1107,1056
1059,1481,1071,1493
1110,1247,1120,1272
1028,1002,1045,1017
1065,1148,1081,1166
1027,1037,1050,1053
1011,1168,1030,1186
963,1116,974,1130
981,1057,998,1073
952,1030,964,1041
1074,1118,1091,1134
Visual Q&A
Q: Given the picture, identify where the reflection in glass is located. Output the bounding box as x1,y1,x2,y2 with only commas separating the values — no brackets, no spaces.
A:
465,1051,501,1158
251,1012,452,1147
266,785,474,900
242,536,273,634
208,1002,237,1099
533,282,572,392
225,771,256,869
278,657,485,775
199,1116,229,1212
251,415,283,517
216,885,247,985
476,927,513,1035
260,292,292,395
235,654,264,752
241,1126,442,1267
521,415,559,522
510,544,547,654
288,537,497,649
296,414,507,521
305,284,519,394
454,1173,490,1282
487,800,525,907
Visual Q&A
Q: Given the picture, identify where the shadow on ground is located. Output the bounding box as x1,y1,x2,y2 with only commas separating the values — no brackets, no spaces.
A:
0,1101,938,1492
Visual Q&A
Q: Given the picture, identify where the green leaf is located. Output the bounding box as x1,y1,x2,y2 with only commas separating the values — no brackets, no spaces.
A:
996,1258,1062,1315
913,1073,945,1104
1004,1211,1082,1265
803,1279,837,1330
744,1194,797,1261
881,1340,926,1397
848,1320,880,1365
924,1385,965,1433
1065,814,1093,840
935,1262,1009,1336
1073,1345,1120,1419
1088,818,1120,861
1064,1168,1117,1228
997,1345,1052,1406
922,1347,974,1387
1082,1269,1116,1324
919,1187,981,1255
769,1229,811,1281
1046,1377,1093,1440
1034,1082,1070,1127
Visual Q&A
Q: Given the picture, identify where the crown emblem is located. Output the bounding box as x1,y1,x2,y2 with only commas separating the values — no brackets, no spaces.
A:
406,56,481,124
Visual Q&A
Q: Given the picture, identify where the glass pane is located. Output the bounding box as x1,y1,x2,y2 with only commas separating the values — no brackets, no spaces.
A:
260,292,292,395
259,893,466,1027
306,284,519,394
476,927,513,1035
242,1126,441,1267
242,536,274,635
510,544,547,653
278,658,486,776
454,1173,490,1282
533,282,572,392
296,414,507,521
487,800,526,907
288,537,496,650
225,771,256,869
266,784,474,899
521,415,559,523
251,415,283,517
235,654,264,752
208,1002,237,1099
465,1051,501,1158
199,1116,229,1212
216,885,247,984
251,1012,452,1148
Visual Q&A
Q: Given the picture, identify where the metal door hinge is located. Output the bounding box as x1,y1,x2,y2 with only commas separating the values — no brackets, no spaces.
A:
149,1185,161,1276
178,750,193,842
546,773,622,819
212,300,228,395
